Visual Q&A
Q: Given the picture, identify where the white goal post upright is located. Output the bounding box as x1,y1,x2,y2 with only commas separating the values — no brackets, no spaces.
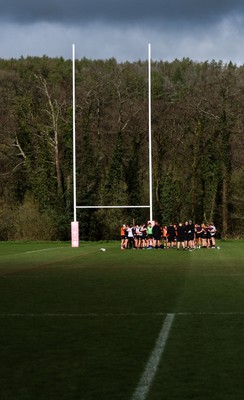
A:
148,43,153,222
71,44,153,246
71,44,79,247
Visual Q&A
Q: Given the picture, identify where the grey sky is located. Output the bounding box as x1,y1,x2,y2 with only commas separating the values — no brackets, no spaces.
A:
0,0,243,64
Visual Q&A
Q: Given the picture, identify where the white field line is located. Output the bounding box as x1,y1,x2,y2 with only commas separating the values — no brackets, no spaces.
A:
0,312,244,318
131,313,175,400
25,247,67,254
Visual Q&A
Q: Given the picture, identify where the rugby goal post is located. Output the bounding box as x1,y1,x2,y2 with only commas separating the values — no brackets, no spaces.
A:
71,44,153,247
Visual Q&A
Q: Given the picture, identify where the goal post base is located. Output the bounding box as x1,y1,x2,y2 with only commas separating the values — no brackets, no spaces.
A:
71,221,79,247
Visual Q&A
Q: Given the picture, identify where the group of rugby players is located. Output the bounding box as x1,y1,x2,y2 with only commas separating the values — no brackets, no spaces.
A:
120,220,217,250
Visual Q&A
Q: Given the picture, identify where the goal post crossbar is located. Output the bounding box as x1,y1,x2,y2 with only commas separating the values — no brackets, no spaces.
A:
76,205,150,209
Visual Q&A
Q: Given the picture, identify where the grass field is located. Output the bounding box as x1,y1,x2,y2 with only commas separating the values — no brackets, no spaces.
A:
0,240,243,400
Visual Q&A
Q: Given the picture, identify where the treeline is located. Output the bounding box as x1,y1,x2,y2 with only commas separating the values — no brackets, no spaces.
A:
0,56,243,240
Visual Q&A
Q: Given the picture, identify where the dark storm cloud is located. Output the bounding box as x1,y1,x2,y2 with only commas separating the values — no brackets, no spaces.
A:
1,0,244,27
0,0,243,64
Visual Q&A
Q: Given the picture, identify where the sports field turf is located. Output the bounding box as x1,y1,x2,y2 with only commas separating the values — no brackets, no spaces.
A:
0,240,243,400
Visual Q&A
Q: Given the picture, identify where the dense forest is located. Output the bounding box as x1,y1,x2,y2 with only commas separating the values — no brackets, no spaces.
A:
0,56,243,240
